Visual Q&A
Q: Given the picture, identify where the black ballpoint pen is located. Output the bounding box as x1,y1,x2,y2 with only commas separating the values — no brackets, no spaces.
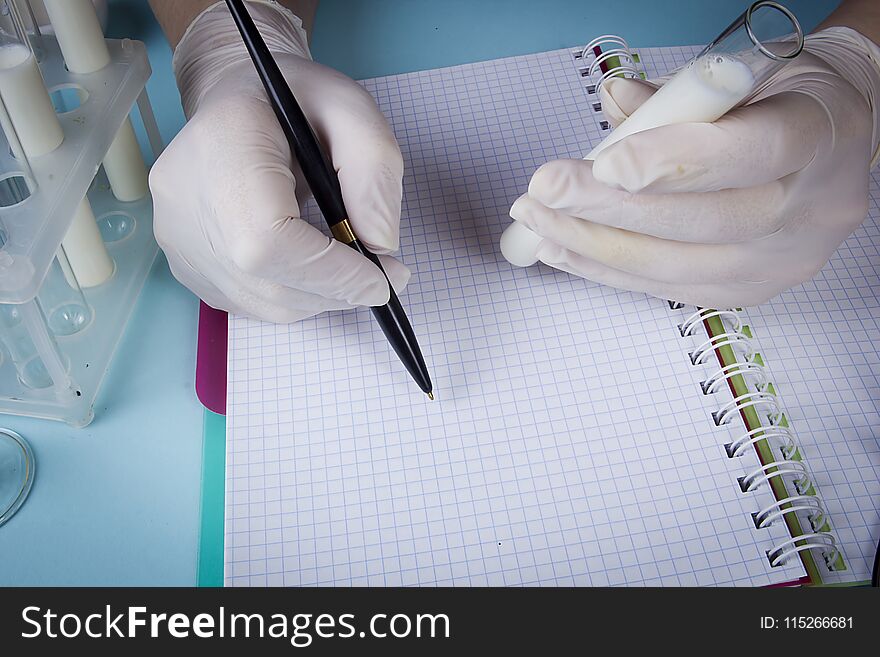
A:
224,0,434,398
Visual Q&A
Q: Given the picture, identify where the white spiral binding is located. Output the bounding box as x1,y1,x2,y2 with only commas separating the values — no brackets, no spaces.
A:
702,361,768,395
667,304,842,573
768,533,840,569
726,426,797,459
596,65,641,92
578,35,641,96
583,34,634,57
753,494,825,530
680,308,742,337
689,329,756,365
738,459,810,493
588,50,635,77
712,390,782,426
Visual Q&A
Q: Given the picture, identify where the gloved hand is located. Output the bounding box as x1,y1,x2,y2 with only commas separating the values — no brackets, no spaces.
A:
150,1,409,323
509,27,880,308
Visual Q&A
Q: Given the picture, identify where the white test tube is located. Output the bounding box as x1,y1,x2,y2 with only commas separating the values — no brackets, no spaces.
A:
0,40,61,156
0,302,63,389
499,1,805,268
0,1,114,287
42,0,149,202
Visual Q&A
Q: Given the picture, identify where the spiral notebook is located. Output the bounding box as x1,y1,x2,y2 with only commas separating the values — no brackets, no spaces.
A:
224,39,880,586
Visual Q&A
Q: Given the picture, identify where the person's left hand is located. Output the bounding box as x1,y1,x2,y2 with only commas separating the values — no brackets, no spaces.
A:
508,28,880,308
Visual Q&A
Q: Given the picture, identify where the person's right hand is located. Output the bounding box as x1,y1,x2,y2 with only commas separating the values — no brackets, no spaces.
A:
150,1,409,323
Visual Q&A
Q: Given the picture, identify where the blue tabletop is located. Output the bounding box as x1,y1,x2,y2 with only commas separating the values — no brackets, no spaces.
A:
0,0,199,586
0,0,840,585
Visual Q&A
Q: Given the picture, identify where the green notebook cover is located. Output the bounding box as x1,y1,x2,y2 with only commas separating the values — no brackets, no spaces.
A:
198,409,226,587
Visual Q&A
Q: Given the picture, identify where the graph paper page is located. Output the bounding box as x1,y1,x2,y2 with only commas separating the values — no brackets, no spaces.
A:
737,169,880,583
225,46,804,586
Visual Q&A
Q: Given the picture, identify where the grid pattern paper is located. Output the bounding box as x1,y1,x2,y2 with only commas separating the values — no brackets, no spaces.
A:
737,171,880,583
585,45,880,583
224,45,808,587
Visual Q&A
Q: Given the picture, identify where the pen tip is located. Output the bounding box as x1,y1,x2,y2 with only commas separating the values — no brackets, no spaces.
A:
427,392,435,401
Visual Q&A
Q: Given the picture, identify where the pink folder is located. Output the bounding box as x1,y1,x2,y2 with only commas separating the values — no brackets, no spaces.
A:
196,301,227,415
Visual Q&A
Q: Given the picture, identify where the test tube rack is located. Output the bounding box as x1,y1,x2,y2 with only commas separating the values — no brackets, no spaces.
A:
0,35,161,427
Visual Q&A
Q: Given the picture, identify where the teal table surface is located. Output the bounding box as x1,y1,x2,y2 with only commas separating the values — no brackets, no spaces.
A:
0,0,841,585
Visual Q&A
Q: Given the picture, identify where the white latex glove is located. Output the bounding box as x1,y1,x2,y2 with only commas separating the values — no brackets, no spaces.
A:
150,1,409,322
509,27,880,308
